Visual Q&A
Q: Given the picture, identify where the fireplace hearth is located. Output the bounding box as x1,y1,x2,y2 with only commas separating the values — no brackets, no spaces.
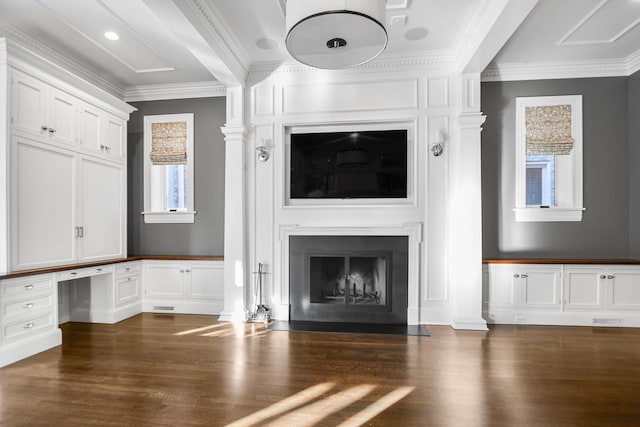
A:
290,235,408,324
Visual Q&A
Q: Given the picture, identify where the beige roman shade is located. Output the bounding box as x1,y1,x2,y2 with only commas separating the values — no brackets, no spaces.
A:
150,121,187,165
525,104,574,155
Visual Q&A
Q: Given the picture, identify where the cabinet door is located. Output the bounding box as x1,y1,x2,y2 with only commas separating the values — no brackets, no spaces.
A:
608,270,640,310
48,88,78,146
484,265,517,308
519,268,561,309
10,137,76,270
115,275,141,307
10,69,48,139
78,103,103,153
144,263,185,299
105,115,125,158
77,156,125,262
563,268,603,310
187,262,224,300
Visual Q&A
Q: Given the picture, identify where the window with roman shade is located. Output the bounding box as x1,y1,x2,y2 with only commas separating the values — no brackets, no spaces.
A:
143,113,195,224
514,95,584,222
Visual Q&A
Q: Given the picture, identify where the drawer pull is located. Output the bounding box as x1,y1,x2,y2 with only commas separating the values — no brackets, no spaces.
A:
23,323,34,329
70,272,77,275
96,268,102,272
24,284,34,290
23,303,34,309
127,277,131,281
125,267,130,272
599,275,607,279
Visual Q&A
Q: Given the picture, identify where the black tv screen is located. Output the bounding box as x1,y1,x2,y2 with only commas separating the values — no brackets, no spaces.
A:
290,129,407,199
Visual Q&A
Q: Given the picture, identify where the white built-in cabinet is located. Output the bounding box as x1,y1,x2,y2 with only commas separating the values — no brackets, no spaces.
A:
5,64,130,272
0,273,61,368
484,263,640,327
143,260,224,315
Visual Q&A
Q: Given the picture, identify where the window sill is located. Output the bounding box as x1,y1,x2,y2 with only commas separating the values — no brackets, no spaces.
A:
142,211,196,224
514,207,584,222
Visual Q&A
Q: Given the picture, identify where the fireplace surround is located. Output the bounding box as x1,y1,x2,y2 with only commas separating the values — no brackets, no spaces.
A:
289,235,408,324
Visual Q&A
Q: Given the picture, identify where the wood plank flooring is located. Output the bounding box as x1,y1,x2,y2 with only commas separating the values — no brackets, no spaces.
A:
1,314,639,426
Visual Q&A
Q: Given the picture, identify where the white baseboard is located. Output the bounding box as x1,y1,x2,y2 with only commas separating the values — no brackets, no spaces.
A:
0,329,62,368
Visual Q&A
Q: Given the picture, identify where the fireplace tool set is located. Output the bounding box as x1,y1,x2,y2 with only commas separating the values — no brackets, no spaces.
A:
247,262,271,323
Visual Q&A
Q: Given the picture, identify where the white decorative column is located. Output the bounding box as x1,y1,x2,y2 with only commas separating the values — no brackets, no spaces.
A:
219,86,248,321
448,74,488,330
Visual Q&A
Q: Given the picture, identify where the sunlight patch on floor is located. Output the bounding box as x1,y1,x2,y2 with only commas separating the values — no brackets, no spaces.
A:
225,383,415,427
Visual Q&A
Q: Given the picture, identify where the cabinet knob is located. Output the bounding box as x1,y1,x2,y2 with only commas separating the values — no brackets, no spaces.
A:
607,275,615,280
96,268,102,272
521,274,528,278
48,127,56,134
23,323,34,329
185,269,191,273
24,284,34,290
599,275,607,279
513,274,520,278
70,272,77,275
41,125,48,131
179,269,185,273
23,303,34,309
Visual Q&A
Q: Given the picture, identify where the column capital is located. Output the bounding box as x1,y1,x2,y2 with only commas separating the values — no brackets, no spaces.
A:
458,112,487,129
221,124,246,138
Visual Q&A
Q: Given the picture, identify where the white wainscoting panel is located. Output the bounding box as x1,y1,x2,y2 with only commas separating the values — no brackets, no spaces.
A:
282,78,419,114
426,77,449,108
253,85,274,116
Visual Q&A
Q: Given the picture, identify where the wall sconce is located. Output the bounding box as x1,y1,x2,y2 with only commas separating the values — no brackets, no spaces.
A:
431,142,444,157
431,131,449,157
256,146,270,162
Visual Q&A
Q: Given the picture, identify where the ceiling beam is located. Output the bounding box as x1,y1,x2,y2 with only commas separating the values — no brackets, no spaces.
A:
455,0,540,74
143,0,247,87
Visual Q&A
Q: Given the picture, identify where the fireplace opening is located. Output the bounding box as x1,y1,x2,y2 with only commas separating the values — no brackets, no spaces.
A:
290,235,408,324
309,255,388,306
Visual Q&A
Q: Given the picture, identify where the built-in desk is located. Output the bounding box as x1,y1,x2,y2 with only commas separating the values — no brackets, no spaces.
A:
0,256,224,367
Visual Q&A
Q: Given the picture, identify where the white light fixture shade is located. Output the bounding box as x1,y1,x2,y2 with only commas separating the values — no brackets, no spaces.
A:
286,0,388,69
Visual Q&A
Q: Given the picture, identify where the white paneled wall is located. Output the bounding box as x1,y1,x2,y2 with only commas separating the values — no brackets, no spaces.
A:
237,64,486,328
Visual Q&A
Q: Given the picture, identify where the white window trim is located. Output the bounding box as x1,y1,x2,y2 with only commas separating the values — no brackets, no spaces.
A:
142,113,196,224
514,95,584,222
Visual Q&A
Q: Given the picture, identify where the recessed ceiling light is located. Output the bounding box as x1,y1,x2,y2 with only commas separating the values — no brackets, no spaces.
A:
104,31,120,41
256,38,278,50
404,27,428,41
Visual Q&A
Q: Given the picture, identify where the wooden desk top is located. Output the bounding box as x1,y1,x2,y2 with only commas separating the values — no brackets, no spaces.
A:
0,255,224,280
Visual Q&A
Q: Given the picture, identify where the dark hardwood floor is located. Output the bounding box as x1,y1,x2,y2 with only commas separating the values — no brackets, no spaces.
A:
1,314,639,426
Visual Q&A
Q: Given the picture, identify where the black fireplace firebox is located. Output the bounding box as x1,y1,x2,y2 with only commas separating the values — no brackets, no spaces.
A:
289,235,408,324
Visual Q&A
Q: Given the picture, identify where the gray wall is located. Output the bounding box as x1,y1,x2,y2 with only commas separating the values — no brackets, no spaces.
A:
629,71,640,258
127,97,226,256
481,77,629,259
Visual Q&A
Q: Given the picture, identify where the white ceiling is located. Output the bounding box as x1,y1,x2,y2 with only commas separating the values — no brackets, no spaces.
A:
1,0,640,99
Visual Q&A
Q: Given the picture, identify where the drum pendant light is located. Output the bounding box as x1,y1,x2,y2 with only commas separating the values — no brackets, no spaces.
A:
285,0,388,69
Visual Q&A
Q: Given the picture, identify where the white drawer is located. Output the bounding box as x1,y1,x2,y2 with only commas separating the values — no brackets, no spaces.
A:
57,265,113,281
3,312,55,343
3,294,54,319
2,275,55,301
114,262,140,278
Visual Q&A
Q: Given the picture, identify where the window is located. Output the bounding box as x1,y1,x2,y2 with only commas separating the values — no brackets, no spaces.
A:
515,95,584,222
143,113,195,223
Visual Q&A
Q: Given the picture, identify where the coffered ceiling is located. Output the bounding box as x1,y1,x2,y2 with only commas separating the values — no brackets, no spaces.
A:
1,0,639,99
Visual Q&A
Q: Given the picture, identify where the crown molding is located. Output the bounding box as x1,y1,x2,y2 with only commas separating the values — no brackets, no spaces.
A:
124,81,225,102
0,22,126,99
481,58,633,82
247,51,457,79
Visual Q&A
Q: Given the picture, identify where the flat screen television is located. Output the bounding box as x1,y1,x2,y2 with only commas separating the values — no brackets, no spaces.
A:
290,129,407,199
